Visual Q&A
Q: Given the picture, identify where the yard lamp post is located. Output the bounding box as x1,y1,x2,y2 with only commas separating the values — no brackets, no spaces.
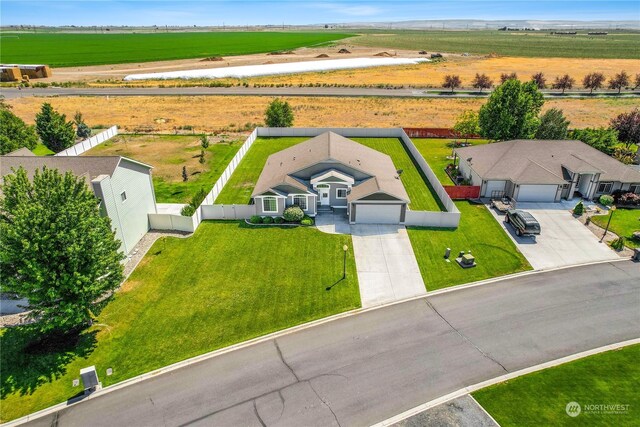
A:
342,245,348,280
601,205,616,242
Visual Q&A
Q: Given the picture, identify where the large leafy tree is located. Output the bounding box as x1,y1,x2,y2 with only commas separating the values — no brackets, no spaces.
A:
535,108,570,139
471,73,492,93
453,110,480,142
442,74,462,92
551,74,575,94
608,71,630,93
479,80,544,141
0,167,124,334
0,106,39,155
569,128,619,155
264,98,294,127
35,103,76,153
610,108,640,149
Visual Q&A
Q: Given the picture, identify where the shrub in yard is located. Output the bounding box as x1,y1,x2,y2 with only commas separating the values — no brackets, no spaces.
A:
610,237,625,251
249,215,263,224
599,195,614,206
573,201,584,216
181,205,196,216
619,192,640,206
301,216,314,226
262,216,274,224
283,205,304,222
274,216,285,224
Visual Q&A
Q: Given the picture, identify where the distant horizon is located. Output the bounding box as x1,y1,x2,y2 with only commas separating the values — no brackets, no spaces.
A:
1,1,638,27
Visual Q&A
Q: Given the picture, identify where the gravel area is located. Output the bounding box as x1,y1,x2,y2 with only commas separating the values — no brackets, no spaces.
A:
392,395,498,427
0,230,191,328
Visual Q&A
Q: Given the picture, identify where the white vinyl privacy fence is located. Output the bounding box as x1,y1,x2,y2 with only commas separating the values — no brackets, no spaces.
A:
151,127,460,233
55,126,119,156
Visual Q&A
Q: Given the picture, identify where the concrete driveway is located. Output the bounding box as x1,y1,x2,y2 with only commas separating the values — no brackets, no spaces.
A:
489,202,621,270
350,224,426,307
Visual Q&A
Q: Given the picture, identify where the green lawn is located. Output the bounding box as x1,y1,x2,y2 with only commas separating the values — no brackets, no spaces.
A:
216,137,306,204
85,134,242,204
0,221,360,421
412,138,490,185
32,144,54,156
473,345,640,426
407,201,531,291
351,138,443,211
0,32,352,67
216,136,444,211
591,208,640,248
351,30,640,59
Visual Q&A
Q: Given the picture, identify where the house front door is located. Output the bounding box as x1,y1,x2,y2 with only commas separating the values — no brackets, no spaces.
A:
320,189,330,205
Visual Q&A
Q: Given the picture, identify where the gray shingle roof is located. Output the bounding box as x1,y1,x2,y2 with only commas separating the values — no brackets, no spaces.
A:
252,132,409,202
2,156,126,182
455,140,640,184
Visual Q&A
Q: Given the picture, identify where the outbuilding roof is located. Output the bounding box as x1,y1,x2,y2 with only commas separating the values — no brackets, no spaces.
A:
455,140,640,184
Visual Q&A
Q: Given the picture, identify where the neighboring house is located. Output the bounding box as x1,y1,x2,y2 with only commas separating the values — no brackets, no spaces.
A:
455,140,640,202
1,149,157,254
251,132,410,224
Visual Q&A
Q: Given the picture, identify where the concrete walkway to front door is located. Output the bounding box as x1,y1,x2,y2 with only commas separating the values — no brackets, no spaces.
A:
350,224,426,307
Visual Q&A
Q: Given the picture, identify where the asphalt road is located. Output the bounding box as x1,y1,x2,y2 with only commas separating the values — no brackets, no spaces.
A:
2,86,638,99
24,261,639,427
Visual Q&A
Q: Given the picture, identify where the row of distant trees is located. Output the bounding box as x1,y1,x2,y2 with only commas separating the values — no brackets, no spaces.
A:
442,71,639,94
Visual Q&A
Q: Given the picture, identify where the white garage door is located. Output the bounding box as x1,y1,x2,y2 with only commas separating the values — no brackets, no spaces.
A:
356,204,402,224
517,185,558,202
484,180,506,198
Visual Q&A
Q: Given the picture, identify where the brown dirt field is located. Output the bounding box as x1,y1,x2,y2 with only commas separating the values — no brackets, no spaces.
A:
8,96,639,132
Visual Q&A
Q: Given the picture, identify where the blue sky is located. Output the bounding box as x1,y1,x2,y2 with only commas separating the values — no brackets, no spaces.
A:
1,1,638,26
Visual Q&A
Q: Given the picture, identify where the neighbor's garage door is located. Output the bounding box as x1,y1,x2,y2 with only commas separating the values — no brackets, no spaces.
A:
355,204,401,224
516,185,558,202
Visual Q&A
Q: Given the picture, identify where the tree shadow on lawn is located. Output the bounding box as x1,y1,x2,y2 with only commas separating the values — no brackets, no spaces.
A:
1,325,97,397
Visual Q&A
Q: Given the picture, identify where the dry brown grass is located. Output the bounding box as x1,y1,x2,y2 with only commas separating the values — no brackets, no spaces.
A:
83,56,640,89
9,95,638,132
235,57,640,88
86,134,204,182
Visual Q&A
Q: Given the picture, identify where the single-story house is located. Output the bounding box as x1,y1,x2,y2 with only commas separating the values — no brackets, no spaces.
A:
455,139,640,202
251,132,410,224
1,149,157,254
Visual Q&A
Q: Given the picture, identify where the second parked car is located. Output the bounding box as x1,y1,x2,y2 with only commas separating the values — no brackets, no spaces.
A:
505,209,541,237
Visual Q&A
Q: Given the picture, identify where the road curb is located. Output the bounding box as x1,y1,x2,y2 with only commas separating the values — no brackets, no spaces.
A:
371,338,640,427
2,259,632,426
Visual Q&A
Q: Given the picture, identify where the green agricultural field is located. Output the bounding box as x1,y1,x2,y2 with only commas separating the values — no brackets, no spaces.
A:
215,136,444,211
473,344,640,426
351,30,640,59
0,221,359,421
0,32,352,67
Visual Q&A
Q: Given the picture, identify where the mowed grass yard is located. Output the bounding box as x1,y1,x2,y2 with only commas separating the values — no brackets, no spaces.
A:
473,345,640,426
85,134,242,203
407,138,530,290
408,201,531,291
216,136,443,211
0,221,360,422
591,208,640,249
0,32,352,67
412,138,490,184
351,30,640,59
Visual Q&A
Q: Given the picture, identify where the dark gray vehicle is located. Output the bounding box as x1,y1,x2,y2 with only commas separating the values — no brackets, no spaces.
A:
505,209,541,236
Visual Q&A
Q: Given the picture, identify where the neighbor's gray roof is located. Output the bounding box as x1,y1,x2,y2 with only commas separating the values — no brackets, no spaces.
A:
0,155,146,183
4,148,36,157
455,140,640,184
251,132,409,202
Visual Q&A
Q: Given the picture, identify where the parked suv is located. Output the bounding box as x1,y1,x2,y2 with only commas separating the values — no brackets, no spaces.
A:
505,209,541,236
